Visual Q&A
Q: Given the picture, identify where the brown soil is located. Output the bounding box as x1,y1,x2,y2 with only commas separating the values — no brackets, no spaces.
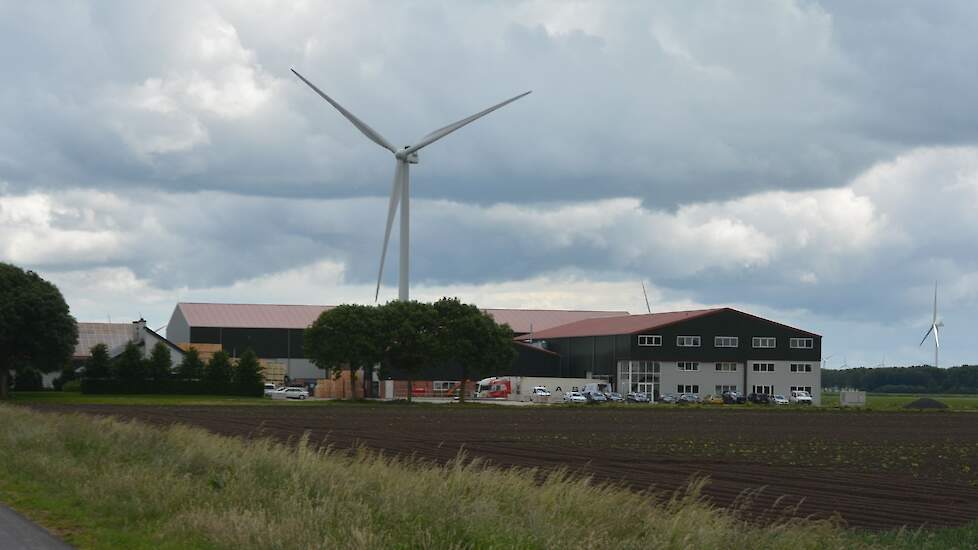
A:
29,404,978,531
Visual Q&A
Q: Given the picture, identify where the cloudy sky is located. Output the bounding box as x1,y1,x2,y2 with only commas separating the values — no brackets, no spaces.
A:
3,1,977,368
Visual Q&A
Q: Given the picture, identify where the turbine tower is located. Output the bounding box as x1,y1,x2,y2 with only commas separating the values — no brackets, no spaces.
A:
919,281,943,367
291,69,530,301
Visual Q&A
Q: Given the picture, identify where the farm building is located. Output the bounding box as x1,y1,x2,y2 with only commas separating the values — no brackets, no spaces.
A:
164,302,627,392
520,308,822,404
164,303,820,402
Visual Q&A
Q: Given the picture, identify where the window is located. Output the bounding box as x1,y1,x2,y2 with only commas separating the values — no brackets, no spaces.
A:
790,338,814,349
715,362,738,372
790,363,813,373
677,384,699,394
790,386,813,393
752,363,775,372
637,334,662,347
678,362,699,372
432,381,459,394
716,384,737,393
752,337,776,348
677,335,701,347
752,385,775,395
714,336,739,348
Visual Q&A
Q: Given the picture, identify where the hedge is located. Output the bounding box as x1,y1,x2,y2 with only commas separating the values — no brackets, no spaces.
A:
81,379,263,397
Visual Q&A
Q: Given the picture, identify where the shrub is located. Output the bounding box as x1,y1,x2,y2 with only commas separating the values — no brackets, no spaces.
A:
61,380,82,393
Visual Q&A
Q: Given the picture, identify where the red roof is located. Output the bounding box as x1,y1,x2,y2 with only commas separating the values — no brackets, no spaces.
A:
482,308,628,334
176,303,334,329
522,309,724,339
174,303,627,332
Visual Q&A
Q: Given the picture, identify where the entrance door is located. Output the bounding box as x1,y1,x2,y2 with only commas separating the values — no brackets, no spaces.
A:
637,382,656,398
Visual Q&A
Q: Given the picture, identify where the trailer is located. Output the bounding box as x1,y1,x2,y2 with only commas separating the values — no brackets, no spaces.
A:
475,376,607,402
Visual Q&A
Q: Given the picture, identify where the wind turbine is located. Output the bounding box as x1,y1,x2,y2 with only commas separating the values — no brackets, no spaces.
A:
919,281,943,367
291,68,531,301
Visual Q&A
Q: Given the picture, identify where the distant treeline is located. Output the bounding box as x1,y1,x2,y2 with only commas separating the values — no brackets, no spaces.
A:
823,365,978,394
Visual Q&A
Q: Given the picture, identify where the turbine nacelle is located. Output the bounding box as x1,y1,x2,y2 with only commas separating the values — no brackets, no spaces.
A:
396,147,419,164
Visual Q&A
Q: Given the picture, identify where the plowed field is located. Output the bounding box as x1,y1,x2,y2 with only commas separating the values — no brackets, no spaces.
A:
31,404,978,531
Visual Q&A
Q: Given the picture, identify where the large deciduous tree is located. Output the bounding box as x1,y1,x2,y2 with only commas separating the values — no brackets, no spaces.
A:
432,298,517,403
380,301,440,402
305,304,384,400
0,263,78,399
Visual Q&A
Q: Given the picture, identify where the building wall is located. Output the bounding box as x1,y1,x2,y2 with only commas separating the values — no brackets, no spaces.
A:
166,308,190,345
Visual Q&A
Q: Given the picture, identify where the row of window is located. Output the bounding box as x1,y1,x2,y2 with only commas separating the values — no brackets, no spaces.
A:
674,362,816,373
638,335,814,349
751,385,816,394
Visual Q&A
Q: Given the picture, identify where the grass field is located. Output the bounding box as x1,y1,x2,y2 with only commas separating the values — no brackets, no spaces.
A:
3,404,978,549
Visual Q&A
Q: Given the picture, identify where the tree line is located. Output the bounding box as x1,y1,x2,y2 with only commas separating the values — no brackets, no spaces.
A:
823,364,978,394
72,342,264,396
304,298,516,401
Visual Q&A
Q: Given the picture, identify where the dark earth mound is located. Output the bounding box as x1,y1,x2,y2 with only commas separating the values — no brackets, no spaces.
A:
904,397,949,409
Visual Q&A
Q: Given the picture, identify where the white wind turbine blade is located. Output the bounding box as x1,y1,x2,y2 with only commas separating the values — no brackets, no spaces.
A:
291,69,397,154
933,324,940,348
401,91,531,156
375,161,406,301
919,325,934,347
933,281,938,324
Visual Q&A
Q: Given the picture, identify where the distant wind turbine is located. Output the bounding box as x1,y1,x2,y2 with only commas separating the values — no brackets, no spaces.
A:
919,281,944,368
291,68,531,301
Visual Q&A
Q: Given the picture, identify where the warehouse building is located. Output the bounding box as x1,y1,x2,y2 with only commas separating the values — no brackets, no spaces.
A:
165,302,627,387
519,307,822,404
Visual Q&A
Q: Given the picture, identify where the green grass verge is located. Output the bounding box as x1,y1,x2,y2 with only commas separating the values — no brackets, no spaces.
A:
1,404,977,549
821,392,978,410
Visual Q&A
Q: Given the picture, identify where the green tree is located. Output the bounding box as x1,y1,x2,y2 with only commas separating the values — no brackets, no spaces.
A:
84,343,112,379
175,347,204,381
0,262,78,399
115,341,147,385
204,350,233,392
379,301,439,402
232,349,264,394
305,304,384,400
147,342,172,382
432,297,517,403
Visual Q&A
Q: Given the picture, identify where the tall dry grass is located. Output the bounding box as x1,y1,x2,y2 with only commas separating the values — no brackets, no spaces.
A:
0,404,954,549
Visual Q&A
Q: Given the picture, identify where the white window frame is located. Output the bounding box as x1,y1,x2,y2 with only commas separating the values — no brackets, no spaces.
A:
752,363,775,372
752,337,776,348
789,337,814,349
677,362,699,372
676,335,701,347
637,334,662,347
677,384,699,394
714,336,739,348
716,384,737,393
715,362,737,372
790,386,813,393
790,363,813,373
752,385,775,395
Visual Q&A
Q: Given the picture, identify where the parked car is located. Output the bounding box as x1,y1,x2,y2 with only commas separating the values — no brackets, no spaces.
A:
562,391,587,404
771,394,790,406
263,383,278,396
703,394,725,405
658,393,677,404
789,390,813,405
531,386,552,397
626,392,650,403
585,391,608,403
678,393,700,404
272,386,309,400
722,391,746,404
604,392,624,403
748,393,771,405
